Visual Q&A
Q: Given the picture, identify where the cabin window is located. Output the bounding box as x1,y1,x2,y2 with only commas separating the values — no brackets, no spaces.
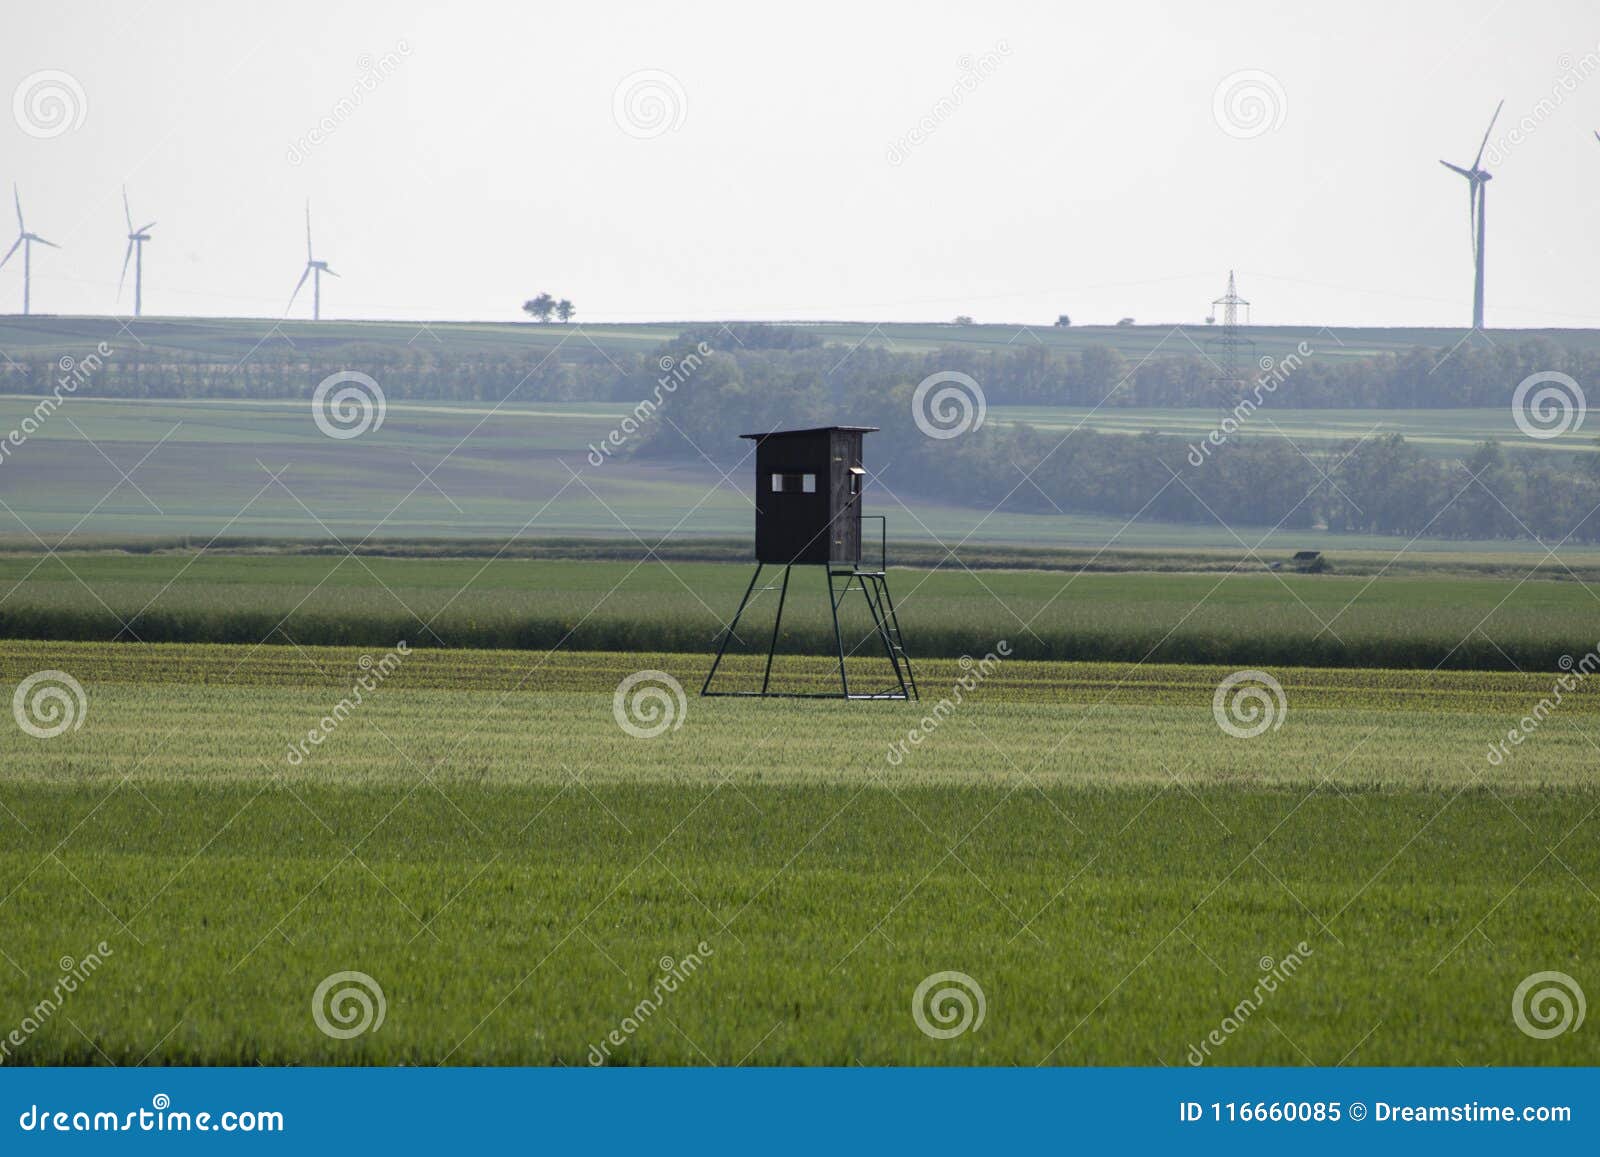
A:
771,472,816,493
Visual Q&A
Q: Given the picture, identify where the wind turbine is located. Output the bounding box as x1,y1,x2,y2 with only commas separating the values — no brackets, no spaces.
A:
287,201,337,320
118,186,156,318
0,185,60,316
1439,99,1503,330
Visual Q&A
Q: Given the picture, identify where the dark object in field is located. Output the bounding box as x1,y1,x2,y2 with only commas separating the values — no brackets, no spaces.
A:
743,426,874,566
1291,550,1329,573
703,427,917,701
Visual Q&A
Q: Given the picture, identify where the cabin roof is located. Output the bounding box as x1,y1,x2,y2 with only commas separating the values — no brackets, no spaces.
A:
740,426,879,440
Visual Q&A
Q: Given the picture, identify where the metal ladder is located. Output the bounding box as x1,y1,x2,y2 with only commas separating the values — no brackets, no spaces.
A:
830,568,918,701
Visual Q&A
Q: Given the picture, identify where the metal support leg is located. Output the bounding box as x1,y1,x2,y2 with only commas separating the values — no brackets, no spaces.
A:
701,563,761,695
827,569,851,699
759,565,791,695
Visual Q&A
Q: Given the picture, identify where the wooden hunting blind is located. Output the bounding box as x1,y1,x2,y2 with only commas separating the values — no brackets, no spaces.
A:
702,426,917,700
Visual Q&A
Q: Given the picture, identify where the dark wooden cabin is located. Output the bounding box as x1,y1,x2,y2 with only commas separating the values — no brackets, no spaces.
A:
740,426,876,566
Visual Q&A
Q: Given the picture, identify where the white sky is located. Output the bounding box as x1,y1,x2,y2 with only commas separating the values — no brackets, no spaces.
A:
5,0,1600,328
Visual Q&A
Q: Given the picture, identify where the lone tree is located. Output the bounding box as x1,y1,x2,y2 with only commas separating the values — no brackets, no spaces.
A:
556,298,575,322
1055,314,1071,327
522,293,556,323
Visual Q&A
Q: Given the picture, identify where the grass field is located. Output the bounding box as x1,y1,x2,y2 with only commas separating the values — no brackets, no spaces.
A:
991,406,1600,458
6,315,1591,362
1,553,1598,671
0,641,1593,1066
1,314,1595,1071
0,394,1592,553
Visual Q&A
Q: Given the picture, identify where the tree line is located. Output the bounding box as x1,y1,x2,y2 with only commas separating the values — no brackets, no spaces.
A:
627,332,1600,544
5,326,1596,410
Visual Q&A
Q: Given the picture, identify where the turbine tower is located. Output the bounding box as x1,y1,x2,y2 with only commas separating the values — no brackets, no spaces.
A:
119,186,156,318
0,185,60,316
1440,100,1503,330
288,201,337,321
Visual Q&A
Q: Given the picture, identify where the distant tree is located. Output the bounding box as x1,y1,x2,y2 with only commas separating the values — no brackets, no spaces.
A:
1080,344,1128,393
1116,317,1135,327
556,299,575,323
1055,314,1071,327
953,315,975,326
522,293,556,323
1204,315,1216,325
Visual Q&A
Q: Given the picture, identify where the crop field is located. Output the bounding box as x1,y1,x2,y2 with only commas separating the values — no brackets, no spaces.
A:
1,393,1590,553
2,316,1597,1074
991,406,1599,458
7,315,1592,363
1,552,1599,672
0,641,1594,1067
6,393,1593,556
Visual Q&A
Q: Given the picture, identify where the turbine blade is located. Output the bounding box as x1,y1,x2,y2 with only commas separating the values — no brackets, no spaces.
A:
32,236,59,249
287,264,311,310
1440,160,1473,177
13,184,21,232
305,200,313,261
322,267,339,278
123,185,133,232
0,236,19,271
1472,99,1504,170
118,240,134,299
137,221,157,234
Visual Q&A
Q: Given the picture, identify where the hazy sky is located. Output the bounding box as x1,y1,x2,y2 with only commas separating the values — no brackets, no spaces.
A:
6,0,1600,328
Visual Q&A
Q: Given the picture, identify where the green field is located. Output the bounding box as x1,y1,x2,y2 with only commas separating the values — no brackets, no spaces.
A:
2,314,1596,1071
992,406,1600,458
1,553,1598,672
0,394,1593,553
7,315,1593,362
0,641,1593,1066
